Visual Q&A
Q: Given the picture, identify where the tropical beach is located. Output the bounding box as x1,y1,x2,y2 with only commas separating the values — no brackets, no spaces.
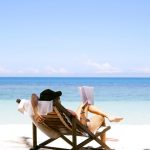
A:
1,0,150,149
0,77,150,149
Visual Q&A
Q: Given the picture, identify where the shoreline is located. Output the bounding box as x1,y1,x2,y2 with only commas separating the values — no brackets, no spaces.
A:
0,124,150,150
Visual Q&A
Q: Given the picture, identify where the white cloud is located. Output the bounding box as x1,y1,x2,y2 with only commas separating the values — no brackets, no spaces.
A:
0,65,71,76
44,67,70,75
0,66,12,74
17,68,40,75
1,63,150,77
86,60,122,74
132,67,150,74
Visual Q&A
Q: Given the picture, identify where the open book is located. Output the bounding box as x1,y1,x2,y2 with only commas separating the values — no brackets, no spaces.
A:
79,86,94,105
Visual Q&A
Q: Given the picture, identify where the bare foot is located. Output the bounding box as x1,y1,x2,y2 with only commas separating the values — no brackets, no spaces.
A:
108,116,124,122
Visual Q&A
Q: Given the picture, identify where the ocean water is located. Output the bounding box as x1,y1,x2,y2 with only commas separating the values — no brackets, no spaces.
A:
0,77,150,125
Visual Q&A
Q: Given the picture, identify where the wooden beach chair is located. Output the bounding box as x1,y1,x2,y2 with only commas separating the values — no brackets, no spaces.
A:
30,101,111,150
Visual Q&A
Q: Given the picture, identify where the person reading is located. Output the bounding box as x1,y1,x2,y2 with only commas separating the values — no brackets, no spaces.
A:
17,88,123,144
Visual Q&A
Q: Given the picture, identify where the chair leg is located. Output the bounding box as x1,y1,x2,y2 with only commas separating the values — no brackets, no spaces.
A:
72,118,77,150
32,123,38,150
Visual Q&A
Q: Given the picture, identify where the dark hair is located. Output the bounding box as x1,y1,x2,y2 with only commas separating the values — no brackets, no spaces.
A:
39,89,62,101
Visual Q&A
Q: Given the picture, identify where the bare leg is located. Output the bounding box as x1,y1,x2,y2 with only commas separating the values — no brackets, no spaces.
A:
87,115,104,133
75,103,84,120
87,115,106,143
75,102,88,120
76,104,107,143
88,105,123,122
100,119,106,143
80,103,89,126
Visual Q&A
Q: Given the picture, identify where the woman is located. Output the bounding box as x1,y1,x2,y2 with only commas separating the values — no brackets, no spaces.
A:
30,89,123,144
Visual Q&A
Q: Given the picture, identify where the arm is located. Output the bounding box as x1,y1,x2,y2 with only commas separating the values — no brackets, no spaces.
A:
31,94,44,123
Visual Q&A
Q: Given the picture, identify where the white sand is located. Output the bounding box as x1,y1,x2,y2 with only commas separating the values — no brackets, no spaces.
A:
0,124,150,150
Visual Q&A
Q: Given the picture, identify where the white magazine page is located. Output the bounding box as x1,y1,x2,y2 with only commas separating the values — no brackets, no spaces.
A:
79,86,94,105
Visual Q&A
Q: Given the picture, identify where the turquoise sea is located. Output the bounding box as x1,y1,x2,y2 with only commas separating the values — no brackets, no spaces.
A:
0,77,150,125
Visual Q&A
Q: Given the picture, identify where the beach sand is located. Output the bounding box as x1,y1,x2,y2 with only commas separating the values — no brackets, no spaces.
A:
0,124,150,150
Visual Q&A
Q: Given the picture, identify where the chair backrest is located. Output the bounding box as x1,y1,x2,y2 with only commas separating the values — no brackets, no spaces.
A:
31,101,112,150
43,105,83,136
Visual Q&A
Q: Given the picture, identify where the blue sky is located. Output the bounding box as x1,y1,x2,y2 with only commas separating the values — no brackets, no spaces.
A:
0,0,150,77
